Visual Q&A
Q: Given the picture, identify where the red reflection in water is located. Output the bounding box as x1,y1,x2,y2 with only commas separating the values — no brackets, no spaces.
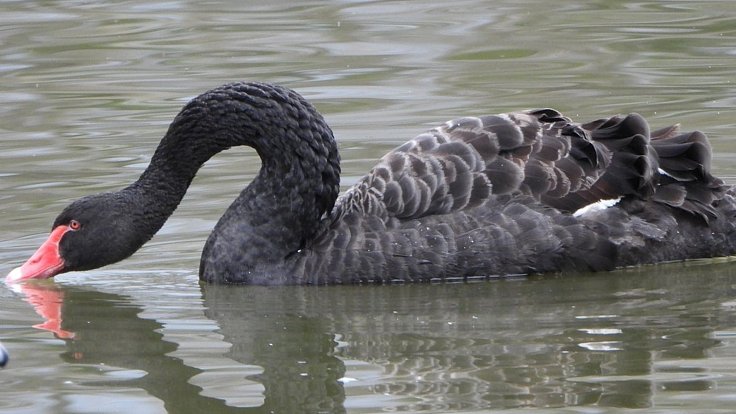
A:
15,282,75,340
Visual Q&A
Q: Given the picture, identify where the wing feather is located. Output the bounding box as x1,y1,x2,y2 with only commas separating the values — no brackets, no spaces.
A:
331,107,726,225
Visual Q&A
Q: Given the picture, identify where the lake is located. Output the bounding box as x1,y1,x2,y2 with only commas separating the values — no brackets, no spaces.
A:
2,1,736,413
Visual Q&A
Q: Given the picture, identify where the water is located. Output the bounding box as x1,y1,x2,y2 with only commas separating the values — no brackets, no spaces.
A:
1,0,736,412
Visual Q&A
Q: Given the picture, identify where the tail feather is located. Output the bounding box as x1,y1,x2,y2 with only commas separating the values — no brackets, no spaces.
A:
652,130,711,180
535,110,727,222
650,130,727,221
535,112,658,212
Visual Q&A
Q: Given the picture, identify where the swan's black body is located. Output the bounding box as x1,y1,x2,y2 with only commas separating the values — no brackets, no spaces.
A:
10,82,736,284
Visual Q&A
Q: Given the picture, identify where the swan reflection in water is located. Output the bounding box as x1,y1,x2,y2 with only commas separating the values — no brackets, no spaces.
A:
12,266,733,412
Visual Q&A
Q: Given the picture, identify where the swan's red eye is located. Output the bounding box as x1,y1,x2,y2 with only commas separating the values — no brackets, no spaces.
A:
69,220,81,231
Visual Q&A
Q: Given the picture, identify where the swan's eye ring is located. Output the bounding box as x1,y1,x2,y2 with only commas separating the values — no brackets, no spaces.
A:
69,220,81,231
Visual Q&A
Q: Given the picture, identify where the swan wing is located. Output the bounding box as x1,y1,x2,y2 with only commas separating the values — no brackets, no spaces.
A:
333,108,679,220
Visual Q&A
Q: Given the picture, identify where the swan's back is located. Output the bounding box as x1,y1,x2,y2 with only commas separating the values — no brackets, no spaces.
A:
292,109,736,284
335,109,725,220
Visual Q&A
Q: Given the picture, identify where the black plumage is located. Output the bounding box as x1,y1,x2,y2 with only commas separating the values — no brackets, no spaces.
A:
8,82,736,284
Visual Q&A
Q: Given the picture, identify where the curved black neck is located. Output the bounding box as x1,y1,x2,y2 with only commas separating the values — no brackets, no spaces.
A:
122,82,340,267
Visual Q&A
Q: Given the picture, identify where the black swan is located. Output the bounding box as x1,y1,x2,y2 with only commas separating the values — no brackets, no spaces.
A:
6,82,736,285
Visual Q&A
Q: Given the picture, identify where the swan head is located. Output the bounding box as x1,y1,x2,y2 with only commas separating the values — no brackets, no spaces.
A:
6,192,156,283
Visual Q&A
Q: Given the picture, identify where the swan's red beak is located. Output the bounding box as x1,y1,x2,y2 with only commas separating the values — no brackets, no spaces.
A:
5,225,69,284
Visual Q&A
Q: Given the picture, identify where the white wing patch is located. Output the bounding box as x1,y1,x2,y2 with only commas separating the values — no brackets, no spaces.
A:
573,198,622,217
